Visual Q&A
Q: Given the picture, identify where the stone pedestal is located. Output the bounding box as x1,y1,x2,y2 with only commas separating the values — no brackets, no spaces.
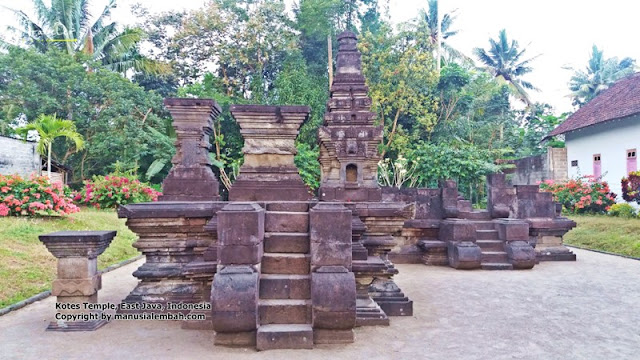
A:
229,105,311,201
161,98,221,201
117,202,224,311
39,231,116,331
528,217,577,261
357,203,414,316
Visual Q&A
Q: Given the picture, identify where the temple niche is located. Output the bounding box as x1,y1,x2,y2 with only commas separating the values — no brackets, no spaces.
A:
318,31,384,202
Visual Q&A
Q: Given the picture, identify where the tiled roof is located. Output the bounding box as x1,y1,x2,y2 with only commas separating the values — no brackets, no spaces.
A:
548,72,640,137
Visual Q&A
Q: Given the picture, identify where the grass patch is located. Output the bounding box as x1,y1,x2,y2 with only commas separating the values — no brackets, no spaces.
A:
0,208,139,308
565,215,640,258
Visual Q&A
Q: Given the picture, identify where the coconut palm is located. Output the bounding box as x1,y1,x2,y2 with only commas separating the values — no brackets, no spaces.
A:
567,45,636,107
2,0,166,74
16,114,85,180
417,0,466,61
473,29,538,105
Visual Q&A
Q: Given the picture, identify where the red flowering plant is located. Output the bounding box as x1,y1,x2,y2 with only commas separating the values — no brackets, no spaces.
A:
621,171,640,205
539,175,617,214
74,174,161,209
0,174,79,217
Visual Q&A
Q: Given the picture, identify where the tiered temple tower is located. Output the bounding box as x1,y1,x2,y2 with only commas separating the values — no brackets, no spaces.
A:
318,31,383,202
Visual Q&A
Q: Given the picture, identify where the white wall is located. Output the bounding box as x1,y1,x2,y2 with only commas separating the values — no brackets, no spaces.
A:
0,136,41,178
566,114,640,205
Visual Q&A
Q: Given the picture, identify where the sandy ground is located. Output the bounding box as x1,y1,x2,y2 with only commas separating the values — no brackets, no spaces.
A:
1,248,639,360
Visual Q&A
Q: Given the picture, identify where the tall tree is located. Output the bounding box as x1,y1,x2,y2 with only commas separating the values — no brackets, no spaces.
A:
567,45,636,107
473,29,537,105
16,114,84,179
417,0,469,66
2,0,165,74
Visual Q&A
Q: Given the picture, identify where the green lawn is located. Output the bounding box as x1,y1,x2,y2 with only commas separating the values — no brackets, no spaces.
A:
0,208,139,308
565,215,640,258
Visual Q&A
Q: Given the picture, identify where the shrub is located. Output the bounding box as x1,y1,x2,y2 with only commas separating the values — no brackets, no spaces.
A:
621,171,640,204
0,174,79,216
74,174,162,209
539,175,616,214
608,203,638,218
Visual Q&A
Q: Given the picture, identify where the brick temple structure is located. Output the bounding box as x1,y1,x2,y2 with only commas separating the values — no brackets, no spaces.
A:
111,31,576,350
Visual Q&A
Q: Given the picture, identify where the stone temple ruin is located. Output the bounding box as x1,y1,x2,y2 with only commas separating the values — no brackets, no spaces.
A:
40,31,576,350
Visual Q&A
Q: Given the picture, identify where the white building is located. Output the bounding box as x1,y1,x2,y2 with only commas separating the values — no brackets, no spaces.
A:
547,73,640,203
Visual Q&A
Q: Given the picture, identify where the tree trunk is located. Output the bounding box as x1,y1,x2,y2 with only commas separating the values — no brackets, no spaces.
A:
380,108,402,158
47,142,52,182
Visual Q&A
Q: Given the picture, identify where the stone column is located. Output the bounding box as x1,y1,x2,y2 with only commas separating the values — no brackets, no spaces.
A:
212,203,264,346
309,203,356,344
160,98,221,201
39,231,116,331
228,105,311,201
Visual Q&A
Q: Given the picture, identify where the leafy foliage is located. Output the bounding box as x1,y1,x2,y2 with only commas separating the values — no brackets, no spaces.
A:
3,0,165,74
0,174,79,217
539,176,616,214
473,29,537,105
567,45,636,107
0,47,174,183
608,203,638,219
74,173,161,209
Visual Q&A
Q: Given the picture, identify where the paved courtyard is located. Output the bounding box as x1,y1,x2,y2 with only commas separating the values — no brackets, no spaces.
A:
0,248,638,360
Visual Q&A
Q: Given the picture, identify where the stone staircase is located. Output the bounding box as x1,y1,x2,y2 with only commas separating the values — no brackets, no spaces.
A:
473,221,512,270
256,206,314,350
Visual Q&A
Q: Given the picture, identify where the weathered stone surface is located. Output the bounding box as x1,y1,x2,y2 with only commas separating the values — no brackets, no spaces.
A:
265,211,309,233
161,98,221,201
258,299,311,324
439,220,476,242
311,270,356,329
318,31,383,202
447,241,482,269
256,324,313,351
229,105,312,201
39,231,116,332
217,203,265,246
262,254,310,275
211,266,259,333
495,219,530,241
259,274,310,300
505,241,536,269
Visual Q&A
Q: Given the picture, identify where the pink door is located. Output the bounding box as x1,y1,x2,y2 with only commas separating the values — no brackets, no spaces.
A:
628,149,637,174
593,154,601,178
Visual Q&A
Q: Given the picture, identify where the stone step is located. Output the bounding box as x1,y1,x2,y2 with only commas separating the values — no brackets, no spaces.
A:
476,240,504,252
258,299,311,325
264,232,309,253
262,253,310,275
265,202,310,213
481,262,513,270
459,210,491,220
265,211,309,233
256,324,313,351
482,251,508,263
469,221,495,231
476,230,499,240
260,274,310,300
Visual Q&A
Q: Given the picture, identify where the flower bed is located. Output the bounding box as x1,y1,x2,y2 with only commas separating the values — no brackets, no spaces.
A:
539,176,616,214
0,174,79,216
74,174,161,209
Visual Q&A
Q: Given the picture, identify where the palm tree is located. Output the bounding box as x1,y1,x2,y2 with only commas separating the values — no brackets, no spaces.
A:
16,114,85,180
473,29,538,105
567,45,636,107
2,0,166,74
417,0,471,67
